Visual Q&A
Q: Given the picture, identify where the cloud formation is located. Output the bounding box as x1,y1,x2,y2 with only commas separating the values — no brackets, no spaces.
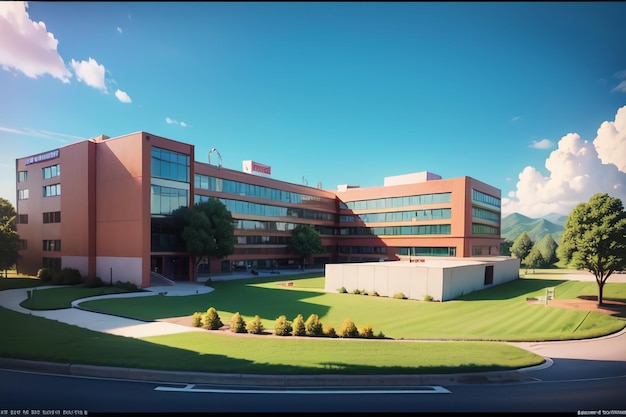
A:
166,117,187,127
0,1,71,82
0,2,131,103
612,70,626,94
70,57,106,91
502,105,626,218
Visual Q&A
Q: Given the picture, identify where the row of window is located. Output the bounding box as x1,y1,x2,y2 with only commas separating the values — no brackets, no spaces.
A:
151,147,190,183
338,246,388,255
397,247,457,257
233,219,335,235
195,195,336,222
472,189,501,209
472,223,499,235
17,164,60,183
344,192,451,211
151,185,189,215
343,208,452,224
339,224,451,236
194,174,331,208
472,206,500,222
15,212,61,225
236,235,290,245
17,184,61,200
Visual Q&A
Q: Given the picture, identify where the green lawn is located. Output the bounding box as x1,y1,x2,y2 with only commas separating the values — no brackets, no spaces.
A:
19,285,142,310
79,272,626,342
3,269,624,376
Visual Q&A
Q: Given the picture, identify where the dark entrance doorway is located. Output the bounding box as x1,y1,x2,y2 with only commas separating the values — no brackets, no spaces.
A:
151,255,190,281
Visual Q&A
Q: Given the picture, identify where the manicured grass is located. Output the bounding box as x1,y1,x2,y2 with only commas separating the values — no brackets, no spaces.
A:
18,285,142,310
80,273,626,342
0,277,43,291
0,306,544,375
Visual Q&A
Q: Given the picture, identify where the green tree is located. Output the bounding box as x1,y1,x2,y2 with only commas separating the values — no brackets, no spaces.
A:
0,198,18,277
178,199,235,280
558,193,626,306
291,314,306,336
304,313,324,337
536,234,559,265
288,224,323,269
500,240,513,256
524,246,545,274
511,232,533,273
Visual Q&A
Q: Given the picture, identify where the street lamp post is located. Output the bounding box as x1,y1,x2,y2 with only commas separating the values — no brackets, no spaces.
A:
208,148,222,169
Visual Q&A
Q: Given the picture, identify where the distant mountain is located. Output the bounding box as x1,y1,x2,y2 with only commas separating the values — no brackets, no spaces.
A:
501,213,564,243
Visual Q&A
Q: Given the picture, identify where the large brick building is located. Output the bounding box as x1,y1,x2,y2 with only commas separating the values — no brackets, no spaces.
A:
15,131,502,288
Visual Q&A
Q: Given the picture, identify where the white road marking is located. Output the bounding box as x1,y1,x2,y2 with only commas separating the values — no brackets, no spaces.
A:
154,384,451,394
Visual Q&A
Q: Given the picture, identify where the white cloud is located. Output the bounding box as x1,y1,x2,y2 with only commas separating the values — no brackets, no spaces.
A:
512,116,521,122
529,139,554,149
165,117,187,127
0,125,83,142
502,105,626,218
115,89,131,103
70,57,106,91
594,105,626,172
116,27,122,34
0,1,72,82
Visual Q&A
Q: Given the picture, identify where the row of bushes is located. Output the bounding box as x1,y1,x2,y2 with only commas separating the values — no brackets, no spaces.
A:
191,308,385,339
338,286,436,301
36,268,139,291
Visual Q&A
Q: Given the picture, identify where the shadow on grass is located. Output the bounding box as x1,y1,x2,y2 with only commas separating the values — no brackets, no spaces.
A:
455,278,567,301
81,275,332,321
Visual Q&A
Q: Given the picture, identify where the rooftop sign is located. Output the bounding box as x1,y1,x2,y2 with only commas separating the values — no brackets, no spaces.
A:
25,149,60,165
242,160,271,176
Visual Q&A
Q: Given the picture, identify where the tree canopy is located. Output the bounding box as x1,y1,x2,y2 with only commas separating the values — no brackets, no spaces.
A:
510,232,533,272
178,198,235,278
0,198,18,276
524,246,545,274
288,224,323,268
558,193,626,306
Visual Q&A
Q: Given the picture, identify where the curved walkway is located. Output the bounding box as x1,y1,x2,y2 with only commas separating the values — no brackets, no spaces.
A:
1,270,625,386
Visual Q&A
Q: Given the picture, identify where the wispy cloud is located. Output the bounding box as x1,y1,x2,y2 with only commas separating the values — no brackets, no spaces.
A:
116,27,123,34
529,139,554,149
611,70,626,93
165,117,187,127
0,1,72,82
512,116,521,122
0,125,84,143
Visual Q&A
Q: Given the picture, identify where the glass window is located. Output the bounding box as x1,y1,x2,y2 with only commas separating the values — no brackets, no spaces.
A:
18,189,29,200
18,171,28,182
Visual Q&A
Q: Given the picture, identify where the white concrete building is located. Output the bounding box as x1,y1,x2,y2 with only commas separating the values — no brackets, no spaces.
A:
324,256,520,301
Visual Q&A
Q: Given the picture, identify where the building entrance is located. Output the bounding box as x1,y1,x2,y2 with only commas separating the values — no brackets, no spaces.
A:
151,255,190,281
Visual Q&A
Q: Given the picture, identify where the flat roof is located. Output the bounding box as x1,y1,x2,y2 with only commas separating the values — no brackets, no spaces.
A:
329,256,515,269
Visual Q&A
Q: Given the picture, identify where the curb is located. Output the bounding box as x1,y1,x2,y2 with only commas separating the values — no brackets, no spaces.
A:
0,357,539,386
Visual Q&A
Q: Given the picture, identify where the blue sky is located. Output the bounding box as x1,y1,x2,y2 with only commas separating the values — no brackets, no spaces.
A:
1,2,625,217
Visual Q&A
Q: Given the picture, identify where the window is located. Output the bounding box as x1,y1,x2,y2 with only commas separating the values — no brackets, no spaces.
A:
43,240,61,251
18,214,28,224
43,211,61,223
151,147,190,182
42,257,61,272
472,223,499,235
472,189,501,209
43,164,60,179
43,184,61,197
18,240,27,250
18,189,29,200
18,171,28,182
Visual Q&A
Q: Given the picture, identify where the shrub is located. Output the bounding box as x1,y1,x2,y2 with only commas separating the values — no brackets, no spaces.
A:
370,290,379,297
246,315,265,334
338,287,347,293
51,268,82,285
352,288,362,295
115,281,139,291
323,325,337,338
191,312,203,327
37,268,52,283
360,324,374,338
423,294,434,302
376,331,386,339
230,312,246,333
292,314,306,336
274,315,292,336
340,318,359,338
304,313,324,337
393,292,407,299
202,307,223,330
84,276,104,288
